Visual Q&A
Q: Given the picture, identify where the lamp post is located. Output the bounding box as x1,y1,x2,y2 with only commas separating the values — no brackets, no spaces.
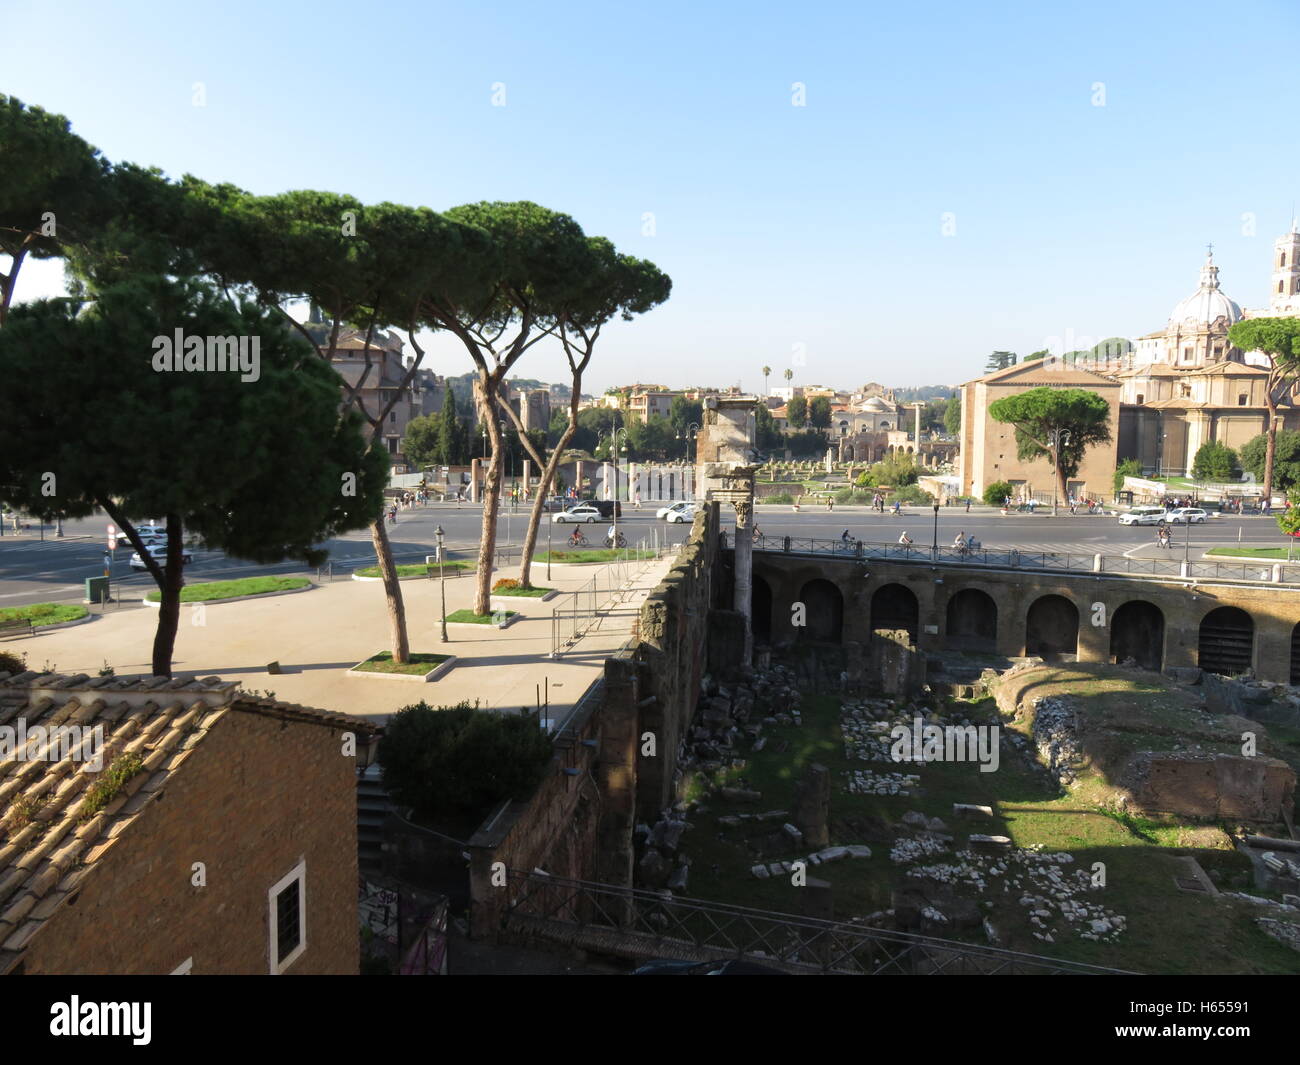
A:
932,503,940,559
435,525,448,643
1049,428,1071,516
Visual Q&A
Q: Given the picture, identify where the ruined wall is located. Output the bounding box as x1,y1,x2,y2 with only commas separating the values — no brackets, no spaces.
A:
630,505,719,821
466,712,603,937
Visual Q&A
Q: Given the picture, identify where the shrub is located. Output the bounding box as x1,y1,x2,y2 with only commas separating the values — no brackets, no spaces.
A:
1192,441,1238,482
892,483,934,504
378,701,555,822
764,492,794,504
492,577,521,591
1113,458,1141,494
0,650,26,675
983,480,1014,507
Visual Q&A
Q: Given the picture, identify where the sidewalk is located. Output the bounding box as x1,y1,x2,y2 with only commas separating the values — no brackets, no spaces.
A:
3,554,677,723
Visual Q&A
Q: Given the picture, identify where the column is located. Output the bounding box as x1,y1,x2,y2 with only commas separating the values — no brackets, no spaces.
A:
733,499,753,666
470,457,482,503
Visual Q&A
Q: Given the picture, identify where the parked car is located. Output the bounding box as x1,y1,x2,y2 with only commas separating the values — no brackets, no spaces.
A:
1166,507,1209,524
665,503,698,524
552,504,602,524
1118,506,1167,526
129,543,193,569
657,500,694,520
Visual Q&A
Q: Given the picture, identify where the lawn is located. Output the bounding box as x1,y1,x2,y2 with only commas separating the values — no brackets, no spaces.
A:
355,561,473,579
353,651,451,676
446,609,518,624
492,585,554,597
146,576,310,602
0,603,88,626
1206,546,1298,561
674,674,1299,974
535,549,657,563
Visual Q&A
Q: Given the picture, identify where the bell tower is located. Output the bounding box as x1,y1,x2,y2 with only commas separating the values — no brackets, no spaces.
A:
1272,220,1300,315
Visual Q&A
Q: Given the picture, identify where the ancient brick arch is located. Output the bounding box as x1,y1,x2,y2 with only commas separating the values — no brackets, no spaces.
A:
799,579,844,642
872,583,919,643
1198,606,1255,677
945,588,997,652
1025,594,1079,659
1110,600,1164,671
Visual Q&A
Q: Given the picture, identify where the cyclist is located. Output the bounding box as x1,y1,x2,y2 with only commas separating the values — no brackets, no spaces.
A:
898,531,913,546
568,528,585,548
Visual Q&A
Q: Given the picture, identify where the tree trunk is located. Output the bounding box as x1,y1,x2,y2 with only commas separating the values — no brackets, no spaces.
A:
150,513,186,678
473,381,506,616
1263,396,1278,509
519,422,576,588
369,515,409,664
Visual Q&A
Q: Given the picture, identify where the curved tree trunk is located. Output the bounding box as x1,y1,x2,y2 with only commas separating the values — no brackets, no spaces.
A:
473,384,506,616
369,515,409,664
150,513,186,678
519,422,576,588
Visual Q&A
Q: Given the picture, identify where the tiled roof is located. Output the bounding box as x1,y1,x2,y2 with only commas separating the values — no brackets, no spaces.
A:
1185,362,1268,376
0,672,377,973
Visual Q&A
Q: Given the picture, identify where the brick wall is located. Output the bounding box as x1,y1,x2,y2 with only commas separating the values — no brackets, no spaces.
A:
19,708,361,975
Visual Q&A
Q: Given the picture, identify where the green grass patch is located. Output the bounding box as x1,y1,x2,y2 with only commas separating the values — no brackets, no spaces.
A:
353,651,451,676
535,549,657,563
1206,546,1298,561
446,609,518,624
674,671,1297,974
146,576,310,603
491,585,553,597
355,561,474,579
0,603,88,626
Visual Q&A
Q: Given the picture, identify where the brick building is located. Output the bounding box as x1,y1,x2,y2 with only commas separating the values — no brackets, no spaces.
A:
0,672,377,975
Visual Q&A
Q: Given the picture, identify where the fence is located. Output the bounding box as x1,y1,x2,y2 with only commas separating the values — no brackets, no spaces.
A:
500,871,1130,975
749,535,1300,586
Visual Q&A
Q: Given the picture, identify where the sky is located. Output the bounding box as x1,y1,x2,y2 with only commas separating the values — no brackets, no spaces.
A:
5,0,1300,393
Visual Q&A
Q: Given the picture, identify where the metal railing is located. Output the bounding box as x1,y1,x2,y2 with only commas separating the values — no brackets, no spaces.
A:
500,871,1131,975
750,535,1300,586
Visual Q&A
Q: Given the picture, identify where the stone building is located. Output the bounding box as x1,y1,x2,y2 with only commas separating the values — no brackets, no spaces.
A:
958,361,1123,502
0,673,377,975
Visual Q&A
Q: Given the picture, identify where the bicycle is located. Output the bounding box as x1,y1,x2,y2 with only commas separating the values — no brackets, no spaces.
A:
567,532,589,548
605,533,628,549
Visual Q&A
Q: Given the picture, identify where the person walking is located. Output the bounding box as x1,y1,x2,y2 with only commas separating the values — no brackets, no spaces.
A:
965,498,971,513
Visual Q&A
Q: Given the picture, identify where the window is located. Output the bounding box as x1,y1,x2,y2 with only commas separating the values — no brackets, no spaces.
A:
1238,394,1248,406
269,860,307,974
1136,393,1144,404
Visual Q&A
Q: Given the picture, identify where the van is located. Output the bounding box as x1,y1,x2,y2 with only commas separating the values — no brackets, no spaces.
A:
1118,506,1166,526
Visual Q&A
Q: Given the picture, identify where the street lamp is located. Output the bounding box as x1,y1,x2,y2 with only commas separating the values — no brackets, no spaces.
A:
932,503,940,558
435,525,448,643
1049,429,1071,516
611,427,630,548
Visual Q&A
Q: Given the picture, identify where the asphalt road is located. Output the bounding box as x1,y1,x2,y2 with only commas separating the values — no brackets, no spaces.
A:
0,502,1291,610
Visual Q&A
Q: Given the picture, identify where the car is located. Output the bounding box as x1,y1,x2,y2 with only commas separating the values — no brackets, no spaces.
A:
552,504,601,524
128,543,193,569
581,499,622,519
1166,507,1209,524
666,503,698,524
1118,506,1167,526
657,501,694,520
541,496,570,512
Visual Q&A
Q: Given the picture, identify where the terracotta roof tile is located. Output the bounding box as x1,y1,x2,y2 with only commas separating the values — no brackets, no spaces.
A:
0,671,377,972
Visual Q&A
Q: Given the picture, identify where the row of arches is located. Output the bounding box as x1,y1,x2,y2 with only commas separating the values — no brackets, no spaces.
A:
751,575,1285,677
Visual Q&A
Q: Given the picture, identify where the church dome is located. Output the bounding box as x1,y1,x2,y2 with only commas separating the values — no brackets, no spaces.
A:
862,396,893,412
1168,253,1242,329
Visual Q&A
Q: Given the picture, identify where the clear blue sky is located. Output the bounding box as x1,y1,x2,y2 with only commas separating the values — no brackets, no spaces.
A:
7,0,1299,392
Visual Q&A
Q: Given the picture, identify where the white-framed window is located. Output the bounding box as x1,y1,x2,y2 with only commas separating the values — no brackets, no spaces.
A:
268,860,307,975
171,957,193,975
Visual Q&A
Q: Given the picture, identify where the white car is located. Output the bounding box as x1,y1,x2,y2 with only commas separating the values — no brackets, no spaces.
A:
657,501,695,520
1118,506,1167,526
129,543,193,569
552,504,601,524
1166,507,1209,524
665,503,698,524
